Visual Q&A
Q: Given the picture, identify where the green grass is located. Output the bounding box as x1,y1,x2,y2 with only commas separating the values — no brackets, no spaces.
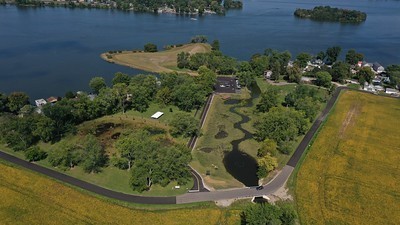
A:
347,83,361,90
294,90,400,224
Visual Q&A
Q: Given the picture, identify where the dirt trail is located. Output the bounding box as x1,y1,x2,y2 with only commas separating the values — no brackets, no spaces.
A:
339,101,362,138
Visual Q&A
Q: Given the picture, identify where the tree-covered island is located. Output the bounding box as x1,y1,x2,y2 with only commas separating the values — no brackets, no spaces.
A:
294,6,367,23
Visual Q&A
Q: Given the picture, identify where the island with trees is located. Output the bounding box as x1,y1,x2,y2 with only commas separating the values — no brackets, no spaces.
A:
294,6,367,23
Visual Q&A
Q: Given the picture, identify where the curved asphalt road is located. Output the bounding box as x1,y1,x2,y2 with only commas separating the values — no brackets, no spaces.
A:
0,87,346,204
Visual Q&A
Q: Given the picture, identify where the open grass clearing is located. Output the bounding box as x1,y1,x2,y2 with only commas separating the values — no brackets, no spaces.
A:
101,43,211,75
294,90,400,225
0,160,244,224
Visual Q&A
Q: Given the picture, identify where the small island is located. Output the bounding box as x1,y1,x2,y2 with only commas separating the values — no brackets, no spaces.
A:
294,6,367,23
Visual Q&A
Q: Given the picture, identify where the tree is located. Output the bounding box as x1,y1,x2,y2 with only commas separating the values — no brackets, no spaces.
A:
177,51,190,69
241,203,283,225
127,132,191,192
156,87,172,106
257,155,278,178
32,115,56,142
237,71,256,87
250,55,269,76
190,35,208,43
112,72,130,86
255,107,309,146
326,46,342,64
316,51,326,61
6,92,29,113
144,43,157,52
170,112,199,137
345,49,364,65
257,87,279,113
357,67,375,83
172,82,205,111
112,83,129,113
315,71,332,87
89,77,107,94
286,64,302,83
115,131,148,170
295,52,312,68
238,61,253,73
276,201,297,225
19,104,34,117
2,116,37,151
129,85,151,112
0,92,8,113
331,61,350,83
257,138,278,157
48,141,82,170
80,135,107,173
42,99,75,137
65,91,76,99
211,39,220,51
197,66,217,94
270,60,281,81
295,96,321,121
24,146,47,162
386,64,400,87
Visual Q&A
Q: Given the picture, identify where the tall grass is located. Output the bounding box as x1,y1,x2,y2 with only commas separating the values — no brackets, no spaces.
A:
295,91,400,224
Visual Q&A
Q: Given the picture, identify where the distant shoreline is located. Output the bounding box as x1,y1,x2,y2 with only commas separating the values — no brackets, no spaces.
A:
2,1,239,16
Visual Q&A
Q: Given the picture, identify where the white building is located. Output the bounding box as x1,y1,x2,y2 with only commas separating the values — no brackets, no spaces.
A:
35,99,47,107
151,111,164,119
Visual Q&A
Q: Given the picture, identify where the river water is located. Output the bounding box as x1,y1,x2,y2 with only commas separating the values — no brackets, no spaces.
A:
1,0,400,100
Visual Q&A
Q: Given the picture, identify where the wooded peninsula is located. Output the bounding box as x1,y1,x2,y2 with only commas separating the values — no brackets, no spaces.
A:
294,6,367,23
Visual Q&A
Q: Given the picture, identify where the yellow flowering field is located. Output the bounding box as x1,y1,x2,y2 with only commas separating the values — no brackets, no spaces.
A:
0,162,241,225
295,90,400,224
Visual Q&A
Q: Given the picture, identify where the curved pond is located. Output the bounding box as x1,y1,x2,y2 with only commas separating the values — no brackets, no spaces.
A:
223,84,261,186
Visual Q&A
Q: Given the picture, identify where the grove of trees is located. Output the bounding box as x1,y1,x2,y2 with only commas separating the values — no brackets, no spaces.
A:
241,201,297,225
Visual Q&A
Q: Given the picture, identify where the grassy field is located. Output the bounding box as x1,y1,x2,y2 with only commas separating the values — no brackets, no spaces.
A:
0,160,244,225
102,43,211,74
294,90,400,225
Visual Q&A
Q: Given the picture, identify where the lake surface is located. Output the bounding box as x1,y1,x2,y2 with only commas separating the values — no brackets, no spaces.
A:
1,0,400,100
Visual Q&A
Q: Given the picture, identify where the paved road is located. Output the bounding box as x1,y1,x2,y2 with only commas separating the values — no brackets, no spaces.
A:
0,87,346,204
187,94,213,192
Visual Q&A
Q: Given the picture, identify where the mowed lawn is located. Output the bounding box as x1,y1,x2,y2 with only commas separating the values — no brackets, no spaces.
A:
295,90,400,225
102,43,211,74
0,161,241,225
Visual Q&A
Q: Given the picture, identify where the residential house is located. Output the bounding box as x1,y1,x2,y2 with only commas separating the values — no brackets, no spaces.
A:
35,99,47,107
372,62,384,74
47,96,58,104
